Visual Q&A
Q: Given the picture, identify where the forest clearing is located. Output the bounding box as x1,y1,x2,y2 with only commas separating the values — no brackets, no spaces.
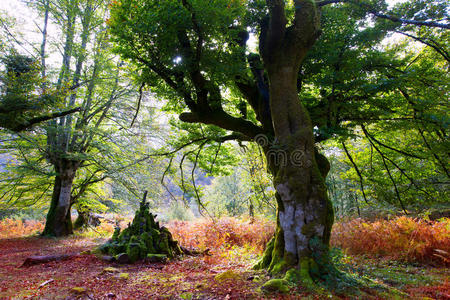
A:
0,216,449,299
0,0,449,298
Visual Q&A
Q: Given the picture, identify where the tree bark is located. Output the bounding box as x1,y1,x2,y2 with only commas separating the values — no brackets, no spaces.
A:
42,162,77,237
255,0,334,281
257,147,334,275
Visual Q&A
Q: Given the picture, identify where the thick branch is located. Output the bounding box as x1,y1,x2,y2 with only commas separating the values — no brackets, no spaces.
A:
181,0,203,61
292,0,321,47
9,107,81,132
179,111,264,139
134,56,196,111
262,0,287,59
266,0,287,40
21,253,79,267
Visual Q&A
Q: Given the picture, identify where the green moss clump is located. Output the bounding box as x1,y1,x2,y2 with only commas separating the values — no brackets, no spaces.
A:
299,257,316,289
284,268,301,283
98,195,183,263
270,259,287,274
214,270,241,282
141,232,155,253
254,237,274,270
261,279,290,293
126,236,141,263
147,253,168,262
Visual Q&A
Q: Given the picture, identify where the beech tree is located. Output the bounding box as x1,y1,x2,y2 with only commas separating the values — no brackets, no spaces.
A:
0,0,157,236
107,0,448,286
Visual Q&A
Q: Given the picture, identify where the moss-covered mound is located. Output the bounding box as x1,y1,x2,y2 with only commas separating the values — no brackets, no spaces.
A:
99,195,182,263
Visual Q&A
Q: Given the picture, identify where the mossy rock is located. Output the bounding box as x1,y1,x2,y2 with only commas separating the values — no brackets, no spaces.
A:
140,232,155,253
147,254,167,263
214,270,241,282
284,268,301,283
99,195,183,264
261,279,290,293
150,228,160,241
127,242,141,263
115,253,129,264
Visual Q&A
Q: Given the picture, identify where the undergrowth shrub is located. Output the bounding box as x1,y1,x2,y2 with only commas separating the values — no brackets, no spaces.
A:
167,217,275,254
331,216,450,265
2,214,448,268
0,218,44,238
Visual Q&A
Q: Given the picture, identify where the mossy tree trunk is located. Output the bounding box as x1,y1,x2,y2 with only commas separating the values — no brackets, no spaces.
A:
42,160,78,237
255,0,334,283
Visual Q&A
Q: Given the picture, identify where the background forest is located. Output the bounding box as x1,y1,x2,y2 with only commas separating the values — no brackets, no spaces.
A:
0,0,448,298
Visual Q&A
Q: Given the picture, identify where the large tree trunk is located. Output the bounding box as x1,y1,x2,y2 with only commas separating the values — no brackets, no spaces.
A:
256,0,334,284
42,162,77,237
257,146,334,276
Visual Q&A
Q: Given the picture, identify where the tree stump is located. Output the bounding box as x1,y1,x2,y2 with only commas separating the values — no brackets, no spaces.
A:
98,192,182,263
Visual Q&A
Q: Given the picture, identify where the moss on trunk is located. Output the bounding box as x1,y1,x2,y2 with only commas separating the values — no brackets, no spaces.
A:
42,172,74,237
255,144,336,292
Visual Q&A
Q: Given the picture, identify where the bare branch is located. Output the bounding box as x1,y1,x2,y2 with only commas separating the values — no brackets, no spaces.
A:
9,107,81,132
395,31,450,62
362,127,425,160
316,0,450,29
316,0,344,6
341,142,369,204
161,156,178,202
130,82,145,128
370,10,450,30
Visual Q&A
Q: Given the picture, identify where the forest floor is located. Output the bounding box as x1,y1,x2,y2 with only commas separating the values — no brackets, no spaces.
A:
0,235,449,300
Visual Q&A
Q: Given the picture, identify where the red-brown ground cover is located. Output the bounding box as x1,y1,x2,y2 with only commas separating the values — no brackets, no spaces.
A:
0,216,449,299
332,216,450,265
0,236,261,299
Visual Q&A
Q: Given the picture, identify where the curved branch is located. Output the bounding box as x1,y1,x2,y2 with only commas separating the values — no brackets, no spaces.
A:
362,127,425,159
179,110,264,139
370,11,450,30
341,142,369,204
130,82,145,128
161,156,178,202
362,125,431,198
370,142,408,214
395,31,449,63
209,142,221,174
191,141,211,217
316,1,450,29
